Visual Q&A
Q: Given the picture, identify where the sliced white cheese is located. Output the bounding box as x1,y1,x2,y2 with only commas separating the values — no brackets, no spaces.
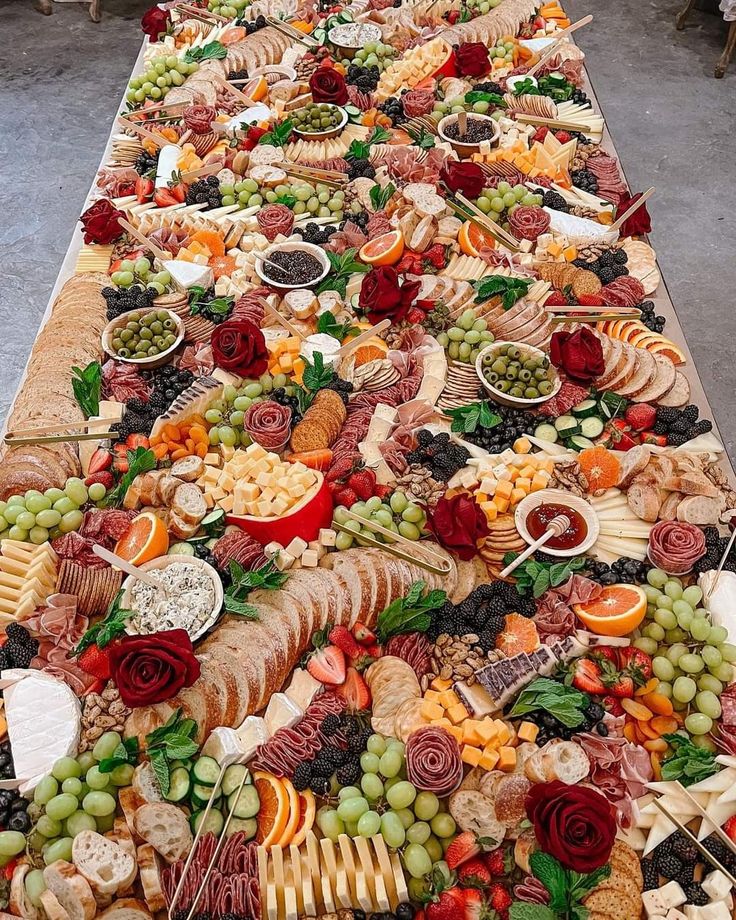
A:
372,835,397,906
226,104,272,130
271,843,287,920
284,668,322,712
300,851,317,917
155,144,182,189
358,442,394,485
338,835,359,903
305,832,323,912
4,669,81,794
234,715,269,759
200,727,246,765
289,845,305,916
264,693,303,736
390,852,409,905
353,836,377,907
163,260,214,291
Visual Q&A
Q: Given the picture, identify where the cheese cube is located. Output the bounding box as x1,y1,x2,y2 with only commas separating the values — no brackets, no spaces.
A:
274,551,295,571
510,488,526,505
497,747,516,771
479,748,500,770
492,464,511,481
301,550,320,567
420,701,444,722
519,464,536,480
461,746,482,767
424,690,441,704
219,493,235,513
495,496,510,513
495,479,513,499
438,690,460,709
475,720,498,744
479,477,498,495
319,528,337,547
499,449,515,464
518,721,539,743
494,720,511,745
480,501,498,521
264,542,283,559
272,497,291,515
642,882,686,917
531,473,548,492
204,452,220,466
445,725,463,744
446,702,470,725
462,721,482,745
431,677,453,692
204,467,221,484
508,467,520,483
516,477,532,493
431,717,453,730
285,537,308,557
702,870,731,902
514,437,532,454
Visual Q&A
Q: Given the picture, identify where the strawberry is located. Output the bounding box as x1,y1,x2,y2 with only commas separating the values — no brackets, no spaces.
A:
602,694,624,716
363,643,383,659
625,404,657,432
168,180,188,203
570,658,606,695
88,448,113,475
407,307,427,324
609,419,637,451
135,176,154,203
446,9,460,23
85,470,115,489
329,625,364,659
483,848,510,877
457,859,491,888
488,883,512,914
446,832,481,869
545,291,568,306
326,456,356,483
461,888,484,920
426,892,465,920
347,468,376,500
78,645,111,680
641,431,667,447
532,126,549,143
554,130,572,143
154,187,180,208
374,484,392,500
352,621,377,645
607,673,634,698
306,645,346,685
333,486,358,507
577,293,605,306
618,647,653,683
113,443,130,472
336,667,371,711
723,815,736,843
592,646,620,667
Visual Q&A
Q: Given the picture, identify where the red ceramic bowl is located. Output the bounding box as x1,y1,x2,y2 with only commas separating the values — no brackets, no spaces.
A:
226,475,333,546
432,42,458,79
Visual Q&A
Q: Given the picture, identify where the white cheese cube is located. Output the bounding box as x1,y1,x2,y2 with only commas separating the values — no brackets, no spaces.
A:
684,905,731,920
285,668,321,711
493,464,512,481
499,448,516,464
665,911,688,920
200,726,245,765
301,550,319,567
643,882,686,917
702,870,731,903
479,477,498,495
285,537,308,557
274,551,295,571
264,542,283,559
319,528,337,547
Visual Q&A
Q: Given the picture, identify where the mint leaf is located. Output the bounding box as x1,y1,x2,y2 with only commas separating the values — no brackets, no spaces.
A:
183,41,227,63
71,361,101,418
376,583,446,644
102,446,156,509
569,865,610,902
530,851,568,913
533,569,551,598
474,275,531,308
98,738,139,774
404,580,426,607
509,905,557,920
369,182,396,212
224,597,260,618
149,750,170,796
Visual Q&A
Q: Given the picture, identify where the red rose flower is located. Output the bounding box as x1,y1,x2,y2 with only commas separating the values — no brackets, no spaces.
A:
550,326,605,383
525,781,617,873
454,42,491,78
211,318,269,378
615,191,652,238
439,160,486,199
79,199,125,245
140,5,171,41
309,67,349,106
428,492,489,560
109,629,201,708
358,266,421,324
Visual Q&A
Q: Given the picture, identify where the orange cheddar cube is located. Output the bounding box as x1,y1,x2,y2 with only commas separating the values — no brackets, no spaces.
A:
438,690,460,709
420,700,444,722
498,746,517,771
431,677,453,692
531,473,548,492
461,745,483,767
479,748,500,771
475,720,499,745
519,464,536,480
513,437,532,454
480,501,498,522
447,702,470,725
495,480,513,499
516,477,532,493
462,720,483,745
446,725,464,744
563,245,578,262
508,467,520,482
424,690,441,704
495,496,510,513
510,488,526,505
518,721,539,743
431,718,453,730
539,459,555,474
494,720,511,745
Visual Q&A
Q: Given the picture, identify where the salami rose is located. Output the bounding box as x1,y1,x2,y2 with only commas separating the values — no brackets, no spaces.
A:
405,725,463,796
508,205,551,241
243,400,293,452
648,520,706,575
257,204,294,242
184,104,217,134
402,89,435,118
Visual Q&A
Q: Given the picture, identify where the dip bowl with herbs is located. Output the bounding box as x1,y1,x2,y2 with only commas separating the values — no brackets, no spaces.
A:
255,240,330,291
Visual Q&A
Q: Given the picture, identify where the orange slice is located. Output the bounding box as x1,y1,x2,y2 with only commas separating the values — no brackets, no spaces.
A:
287,789,316,848
573,584,647,637
578,447,621,491
191,229,225,258
114,511,169,565
359,230,404,266
458,220,497,257
209,254,237,279
220,26,247,43
354,343,388,367
253,771,290,849
276,778,301,847
243,75,268,102
495,613,539,656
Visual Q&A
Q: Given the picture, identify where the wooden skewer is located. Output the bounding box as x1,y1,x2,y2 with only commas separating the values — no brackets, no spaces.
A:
610,187,655,232
337,319,391,357
515,114,587,132
6,418,121,439
180,162,222,182
342,509,452,574
4,430,119,446
704,518,736,602
457,110,468,139
282,167,345,189
282,162,345,181
455,193,522,250
266,16,317,46
652,798,736,887
500,515,570,578
550,313,640,324
544,304,641,315
213,73,258,107
92,545,163,589
526,14,593,78
130,102,188,119
675,782,736,859
117,217,169,261
176,2,228,22
263,300,306,340
117,115,169,147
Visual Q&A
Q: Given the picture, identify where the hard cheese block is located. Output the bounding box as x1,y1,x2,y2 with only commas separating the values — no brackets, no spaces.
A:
0,539,58,621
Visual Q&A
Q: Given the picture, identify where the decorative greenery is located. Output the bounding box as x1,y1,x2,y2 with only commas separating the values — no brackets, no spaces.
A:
370,182,396,212
259,118,294,148
183,41,227,63
510,677,589,728
73,590,134,656
347,126,391,161
224,560,289,618
145,709,199,796
530,850,611,920
317,311,360,342
503,553,587,598
98,737,139,775
661,733,718,786
376,581,447,644
102,447,156,508
316,248,370,298
474,275,532,309
71,361,102,418
443,401,501,434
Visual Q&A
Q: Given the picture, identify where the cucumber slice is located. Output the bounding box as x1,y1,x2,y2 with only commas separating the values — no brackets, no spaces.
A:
168,542,195,556
572,399,599,419
164,767,191,803
554,415,581,437
580,417,605,438
192,782,220,804
534,423,558,443
568,435,596,451
225,817,258,840
201,509,225,531
222,764,250,797
599,391,628,419
228,785,260,819
192,756,220,787
190,809,225,836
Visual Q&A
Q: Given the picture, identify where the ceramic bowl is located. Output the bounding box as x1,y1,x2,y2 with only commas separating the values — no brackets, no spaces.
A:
292,105,348,141
102,307,184,370
475,341,561,408
254,240,331,291
437,112,500,158
515,488,600,558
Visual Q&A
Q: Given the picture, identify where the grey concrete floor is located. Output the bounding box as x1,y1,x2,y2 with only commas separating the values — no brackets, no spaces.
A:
1,0,735,459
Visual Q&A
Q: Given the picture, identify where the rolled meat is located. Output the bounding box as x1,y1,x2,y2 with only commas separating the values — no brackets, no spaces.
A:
405,725,463,796
648,520,706,575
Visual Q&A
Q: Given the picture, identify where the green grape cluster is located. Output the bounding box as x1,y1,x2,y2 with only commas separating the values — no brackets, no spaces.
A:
432,94,494,120
341,42,396,73
474,181,545,225
0,478,104,545
26,732,133,875
463,0,503,13
205,376,294,447
316,733,456,879
333,492,428,550
127,56,199,104
220,178,346,222
436,309,494,365
208,0,249,15
634,570,736,739
110,257,172,297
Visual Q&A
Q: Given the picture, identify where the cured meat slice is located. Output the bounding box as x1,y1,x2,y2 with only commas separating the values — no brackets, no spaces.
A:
405,725,463,796
648,520,706,574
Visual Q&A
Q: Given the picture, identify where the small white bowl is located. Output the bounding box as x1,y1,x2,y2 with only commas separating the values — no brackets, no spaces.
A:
254,240,331,291
515,488,600,558
505,73,538,92
122,554,224,643
102,308,184,370
437,113,500,158
292,105,348,141
251,64,298,83
475,341,561,408
328,22,382,58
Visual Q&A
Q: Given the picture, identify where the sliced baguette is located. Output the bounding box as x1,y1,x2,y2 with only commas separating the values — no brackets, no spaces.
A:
10,865,38,920
42,862,97,920
132,763,163,805
39,890,71,920
97,898,152,920
172,483,207,526
676,495,725,525
133,803,193,864
137,844,166,913
72,830,137,896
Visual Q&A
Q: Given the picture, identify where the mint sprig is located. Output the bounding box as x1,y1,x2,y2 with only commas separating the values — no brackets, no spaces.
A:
224,560,288,618
102,446,156,508
474,275,532,309
73,590,134,656
376,581,447,644
316,247,369,298
443,400,500,434
71,361,102,418
145,708,199,796
509,677,589,728
503,554,587,598
661,733,718,786
530,851,610,919
183,41,227,63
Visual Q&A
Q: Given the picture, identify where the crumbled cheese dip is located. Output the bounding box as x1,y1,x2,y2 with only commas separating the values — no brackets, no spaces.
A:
130,562,216,636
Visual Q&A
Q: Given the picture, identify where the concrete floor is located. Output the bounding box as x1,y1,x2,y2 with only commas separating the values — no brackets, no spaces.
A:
1,0,735,458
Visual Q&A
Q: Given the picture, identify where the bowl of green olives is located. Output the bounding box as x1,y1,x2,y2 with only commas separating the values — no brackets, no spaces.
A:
475,341,561,408
291,103,348,140
102,308,185,368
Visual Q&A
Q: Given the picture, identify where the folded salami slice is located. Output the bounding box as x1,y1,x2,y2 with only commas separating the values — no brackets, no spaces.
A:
405,725,463,796
648,520,706,574
257,204,294,242
243,400,292,452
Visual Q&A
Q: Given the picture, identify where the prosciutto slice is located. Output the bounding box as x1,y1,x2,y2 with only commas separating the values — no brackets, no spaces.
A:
24,595,96,695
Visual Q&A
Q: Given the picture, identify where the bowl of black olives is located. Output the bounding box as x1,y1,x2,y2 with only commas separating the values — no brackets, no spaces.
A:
476,341,561,407
102,307,185,369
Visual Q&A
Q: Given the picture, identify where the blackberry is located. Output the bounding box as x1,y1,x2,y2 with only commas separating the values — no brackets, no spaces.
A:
378,96,407,126
656,853,683,879
542,190,569,212
570,87,589,105
472,81,504,95
598,267,615,285
193,912,211,920
321,714,341,736
173,911,189,920
656,406,680,425
186,178,222,210
336,762,361,786
5,623,32,644
702,834,730,865
347,158,377,181
316,746,345,773
683,883,709,906
671,835,698,865
682,405,699,422
653,420,668,435
309,775,331,795
614,249,628,264
571,169,598,194
691,419,713,436
5,637,38,669
348,733,366,753
292,762,312,791
346,64,380,93
667,432,689,447
704,526,721,546
641,859,659,891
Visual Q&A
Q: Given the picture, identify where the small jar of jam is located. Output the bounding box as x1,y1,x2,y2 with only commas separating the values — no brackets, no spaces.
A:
526,502,588,551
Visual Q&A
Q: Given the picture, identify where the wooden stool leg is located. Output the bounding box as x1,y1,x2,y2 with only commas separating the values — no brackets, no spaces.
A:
676,0,697,30
89,0,101,20
715,19,736,77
